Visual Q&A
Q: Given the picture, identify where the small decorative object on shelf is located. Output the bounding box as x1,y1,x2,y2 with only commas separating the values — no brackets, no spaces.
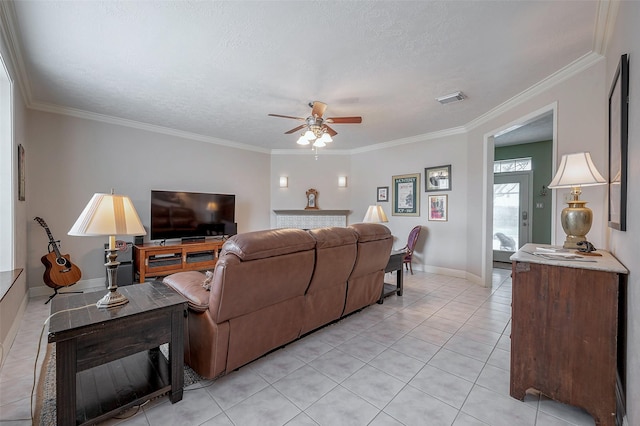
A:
305,188,319,210
576,240,602,256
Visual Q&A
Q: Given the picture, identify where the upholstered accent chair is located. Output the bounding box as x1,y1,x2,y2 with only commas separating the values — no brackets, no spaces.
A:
400,225,421,274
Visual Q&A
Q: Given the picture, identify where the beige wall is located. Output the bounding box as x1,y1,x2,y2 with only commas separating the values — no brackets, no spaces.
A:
349,132,470,278
605,2,640,424
25,111,271,294
465,58,608,280
270,152,351,225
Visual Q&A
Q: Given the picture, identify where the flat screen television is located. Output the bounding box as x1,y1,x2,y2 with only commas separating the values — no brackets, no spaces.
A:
150,190,236,241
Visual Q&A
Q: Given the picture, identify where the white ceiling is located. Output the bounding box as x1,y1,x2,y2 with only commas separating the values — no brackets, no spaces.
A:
4,1,602,151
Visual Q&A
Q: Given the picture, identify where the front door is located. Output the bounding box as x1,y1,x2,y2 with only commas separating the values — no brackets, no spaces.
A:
493,172,532,263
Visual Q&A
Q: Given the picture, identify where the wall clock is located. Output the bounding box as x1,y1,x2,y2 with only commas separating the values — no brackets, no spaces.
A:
305,188,319,210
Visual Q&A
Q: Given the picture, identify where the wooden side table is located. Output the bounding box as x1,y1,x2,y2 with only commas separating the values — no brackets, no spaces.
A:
48,281,187,426
510,244,628,426
380,250,404,302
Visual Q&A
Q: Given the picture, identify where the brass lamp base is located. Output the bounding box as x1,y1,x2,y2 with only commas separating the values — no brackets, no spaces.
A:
560,199,592,249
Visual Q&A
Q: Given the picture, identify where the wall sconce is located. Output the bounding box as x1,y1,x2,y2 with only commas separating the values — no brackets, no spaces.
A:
338,176,347,187
279,176,288,188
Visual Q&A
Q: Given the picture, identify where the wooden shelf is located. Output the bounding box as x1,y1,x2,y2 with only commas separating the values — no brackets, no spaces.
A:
134,240,224,283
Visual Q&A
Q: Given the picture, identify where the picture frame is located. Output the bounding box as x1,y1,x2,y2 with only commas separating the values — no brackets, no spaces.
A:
428,194,448,221
425,164,451,192
392,174,420,216
608,53,628,231
18,144,25,201
377,186,389,202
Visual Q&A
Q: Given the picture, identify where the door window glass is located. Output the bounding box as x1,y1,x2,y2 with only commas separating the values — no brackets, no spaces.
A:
493,182,520,251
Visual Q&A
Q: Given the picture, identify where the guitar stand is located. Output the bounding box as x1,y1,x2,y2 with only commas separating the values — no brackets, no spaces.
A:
44,287,83,305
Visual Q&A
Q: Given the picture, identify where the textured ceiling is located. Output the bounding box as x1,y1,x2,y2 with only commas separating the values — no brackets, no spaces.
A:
6,1,600,151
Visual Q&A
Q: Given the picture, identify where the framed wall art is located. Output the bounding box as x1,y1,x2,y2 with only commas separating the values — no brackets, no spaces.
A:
377,186,389,202
608,53,628,231
392,174,420,216
425,165,451,192
428,194,448,221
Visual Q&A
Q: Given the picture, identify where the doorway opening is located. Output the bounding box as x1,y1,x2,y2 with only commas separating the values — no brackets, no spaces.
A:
485,106,556,275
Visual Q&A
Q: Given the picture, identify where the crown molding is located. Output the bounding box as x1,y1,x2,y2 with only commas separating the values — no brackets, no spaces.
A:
30,101,270,154
465,51,604,133
349,126,467,155
593,0,619,56
0,1,33,105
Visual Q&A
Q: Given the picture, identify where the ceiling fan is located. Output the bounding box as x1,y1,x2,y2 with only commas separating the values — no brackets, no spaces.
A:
268,101,362,147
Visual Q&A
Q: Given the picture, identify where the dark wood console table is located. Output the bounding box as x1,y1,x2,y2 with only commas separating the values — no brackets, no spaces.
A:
510,244,628,426
48,281,187,425
380,250,404,302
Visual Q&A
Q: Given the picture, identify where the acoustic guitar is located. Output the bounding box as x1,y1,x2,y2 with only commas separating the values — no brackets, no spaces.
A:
34,217,82,288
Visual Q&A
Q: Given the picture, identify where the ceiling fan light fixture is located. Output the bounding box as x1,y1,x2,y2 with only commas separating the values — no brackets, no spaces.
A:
319,132,333,143
304,130,316,141
313,139,326,148
436,91,466,104
296,135,310,145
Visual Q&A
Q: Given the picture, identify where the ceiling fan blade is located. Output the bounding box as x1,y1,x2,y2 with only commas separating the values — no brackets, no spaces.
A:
268,114,305,121
284,124,307,134
311,101,327,118
326,116,362,124
324,125,338,137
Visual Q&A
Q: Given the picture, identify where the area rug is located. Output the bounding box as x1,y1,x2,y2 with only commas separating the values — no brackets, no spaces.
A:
35,343,206,425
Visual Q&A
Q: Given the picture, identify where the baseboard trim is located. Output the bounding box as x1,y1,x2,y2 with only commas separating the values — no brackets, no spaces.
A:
29,278,105,298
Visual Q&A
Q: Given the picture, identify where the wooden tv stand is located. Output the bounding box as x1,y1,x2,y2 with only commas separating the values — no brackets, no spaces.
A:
134,240,224,283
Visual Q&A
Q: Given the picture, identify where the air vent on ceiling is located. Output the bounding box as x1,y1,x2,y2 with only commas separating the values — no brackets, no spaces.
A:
436,91,466,104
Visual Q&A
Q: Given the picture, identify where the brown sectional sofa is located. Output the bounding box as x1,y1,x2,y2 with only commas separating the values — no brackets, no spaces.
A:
163,223,392,379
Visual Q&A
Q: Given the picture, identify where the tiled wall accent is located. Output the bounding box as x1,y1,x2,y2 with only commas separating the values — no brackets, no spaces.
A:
275,214,347,229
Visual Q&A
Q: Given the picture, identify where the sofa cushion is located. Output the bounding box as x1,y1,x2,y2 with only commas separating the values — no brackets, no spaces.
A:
221,228,315,261
308,226,357,249
349,223,391,242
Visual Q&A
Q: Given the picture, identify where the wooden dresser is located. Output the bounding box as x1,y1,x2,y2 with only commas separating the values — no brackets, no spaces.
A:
510,244,628,426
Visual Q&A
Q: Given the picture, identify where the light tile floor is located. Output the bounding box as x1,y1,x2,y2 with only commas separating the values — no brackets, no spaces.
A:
0,270,597,426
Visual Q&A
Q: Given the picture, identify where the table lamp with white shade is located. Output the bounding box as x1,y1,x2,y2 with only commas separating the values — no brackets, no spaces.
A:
68,190,146,308
547,152,606,248
363,205,388,223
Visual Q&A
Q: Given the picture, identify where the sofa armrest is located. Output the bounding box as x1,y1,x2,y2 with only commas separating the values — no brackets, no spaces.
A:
163,271,210,313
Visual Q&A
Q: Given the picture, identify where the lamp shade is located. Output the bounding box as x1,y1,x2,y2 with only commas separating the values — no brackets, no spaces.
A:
319,132,333,143
548,152,606,188
363,205,388,223
68,193,146,237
